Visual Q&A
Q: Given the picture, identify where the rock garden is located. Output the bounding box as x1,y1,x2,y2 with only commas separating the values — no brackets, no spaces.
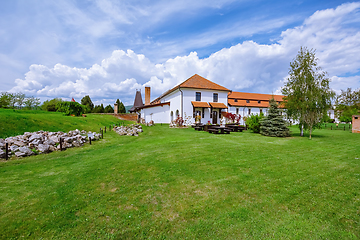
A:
0,129,101,159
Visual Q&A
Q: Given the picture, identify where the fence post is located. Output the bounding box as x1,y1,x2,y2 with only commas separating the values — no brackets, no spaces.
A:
101,129,103,139
331,126,332,130
110,125,111,131
5,143,8,160
89,136,92,145
344,126,345,131
60,137,63,151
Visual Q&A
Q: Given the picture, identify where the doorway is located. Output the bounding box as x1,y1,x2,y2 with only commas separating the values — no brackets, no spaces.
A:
212,110,218,124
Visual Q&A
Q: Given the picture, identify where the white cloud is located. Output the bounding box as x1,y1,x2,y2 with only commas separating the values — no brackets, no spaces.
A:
9,2,360,106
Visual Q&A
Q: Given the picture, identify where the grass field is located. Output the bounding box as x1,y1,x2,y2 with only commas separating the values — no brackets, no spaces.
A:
0,110,360,239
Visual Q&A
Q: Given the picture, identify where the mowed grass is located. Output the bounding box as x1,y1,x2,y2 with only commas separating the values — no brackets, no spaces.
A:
0,111,360,239
0,108,128,138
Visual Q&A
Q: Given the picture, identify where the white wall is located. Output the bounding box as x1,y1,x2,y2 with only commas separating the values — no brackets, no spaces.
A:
182,88,228,124
142,104,170,123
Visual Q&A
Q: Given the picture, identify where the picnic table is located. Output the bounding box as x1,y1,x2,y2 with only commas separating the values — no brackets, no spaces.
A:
194,125,204,131
208,126,231,134
226,125,243,132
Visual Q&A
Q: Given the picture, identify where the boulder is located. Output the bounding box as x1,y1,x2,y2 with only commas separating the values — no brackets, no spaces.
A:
37,144,50,153
29,134,42,142
18,146,34,156
0,149,5,158
10,145,19,152
15,152,27,157
13,140,26,147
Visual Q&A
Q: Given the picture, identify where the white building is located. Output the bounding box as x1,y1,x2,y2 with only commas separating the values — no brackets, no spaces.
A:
140,74,229,124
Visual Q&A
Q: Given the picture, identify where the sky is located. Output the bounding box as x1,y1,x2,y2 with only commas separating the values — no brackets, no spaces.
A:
1,0,360,106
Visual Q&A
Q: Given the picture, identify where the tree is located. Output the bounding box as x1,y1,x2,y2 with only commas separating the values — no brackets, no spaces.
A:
104,104,114,113
260,98,291,137
282,47,335,139
16,92,26,109
56,101,85,116
119,101,126,113
116,99,121,113
41,98,63,111
245,113,264,133
335,88,360,122
92,104,105,113
81,95,94,111
0,92,12,108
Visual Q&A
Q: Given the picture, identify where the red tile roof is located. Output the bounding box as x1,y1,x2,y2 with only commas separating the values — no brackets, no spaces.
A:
191,101,211,108
151,74,230,104
228,91,284,102
209,102,228,109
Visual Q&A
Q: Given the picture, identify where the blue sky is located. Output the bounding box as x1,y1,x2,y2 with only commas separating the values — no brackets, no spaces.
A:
1,0,359,106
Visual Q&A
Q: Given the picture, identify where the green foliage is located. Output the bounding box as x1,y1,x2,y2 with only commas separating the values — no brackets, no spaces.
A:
24,96,40,110
56,101,85,116
115,99,126,113
104,104,114,113
282,47,335,139
260,98,290,137
335,88,360,122
92,104,105,113
0,92,12,108
245,113,264,133
41,98,63,111
118,101,126,113
339,108,358,123
81,95,94,111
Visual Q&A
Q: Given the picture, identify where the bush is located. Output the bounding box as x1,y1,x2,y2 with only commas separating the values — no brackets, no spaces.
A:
245,113,264,133
41,98,63,111
104,105,114,113
56,101,85,116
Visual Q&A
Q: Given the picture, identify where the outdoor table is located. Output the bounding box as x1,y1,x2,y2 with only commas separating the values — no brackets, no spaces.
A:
194,126,204,131
227,125,243,132
210,126,231,134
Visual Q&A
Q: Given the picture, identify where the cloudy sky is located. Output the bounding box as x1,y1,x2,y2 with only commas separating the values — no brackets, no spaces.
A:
1,0,360,106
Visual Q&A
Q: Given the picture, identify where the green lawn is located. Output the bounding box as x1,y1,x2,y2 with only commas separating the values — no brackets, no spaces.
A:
0,110,360,239
0,108,128,138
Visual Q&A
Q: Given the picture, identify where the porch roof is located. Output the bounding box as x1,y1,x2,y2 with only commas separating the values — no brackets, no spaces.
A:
191,101,210,108
209,102,228,109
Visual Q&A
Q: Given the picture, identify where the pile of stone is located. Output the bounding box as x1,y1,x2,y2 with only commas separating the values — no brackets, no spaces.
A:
113,124,143,136
0,129,101,159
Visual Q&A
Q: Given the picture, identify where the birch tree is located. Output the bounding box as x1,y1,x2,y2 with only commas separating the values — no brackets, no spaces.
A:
282,47,335,139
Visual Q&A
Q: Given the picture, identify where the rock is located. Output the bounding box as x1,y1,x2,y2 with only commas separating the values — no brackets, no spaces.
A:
49,146,56,152
13,140,26,147
29,134,42,142
15,152,27,157
49,136,59,143
0,149,5,158
18,146,34,156
37,144,50,153
43,139,55,146
10,145,19,152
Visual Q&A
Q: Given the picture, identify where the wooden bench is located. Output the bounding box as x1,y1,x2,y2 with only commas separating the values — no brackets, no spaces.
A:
208,129,219,134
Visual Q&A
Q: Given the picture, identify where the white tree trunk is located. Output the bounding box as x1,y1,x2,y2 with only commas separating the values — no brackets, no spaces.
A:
300,124,304,137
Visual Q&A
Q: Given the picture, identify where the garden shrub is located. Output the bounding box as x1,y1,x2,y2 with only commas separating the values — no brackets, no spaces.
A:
56,101,85,116
245,113,264,133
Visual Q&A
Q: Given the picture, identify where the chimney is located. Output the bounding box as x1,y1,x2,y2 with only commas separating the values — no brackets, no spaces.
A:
114,103,118,114
145,86,150,105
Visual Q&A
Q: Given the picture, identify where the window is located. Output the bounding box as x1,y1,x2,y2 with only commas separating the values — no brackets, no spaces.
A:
213,93,218,102
260,109,263,114
258,100,261,104
196,92,201,101
236,108,239,114
248,108,251,115
246,100,250,103
234,99,238,102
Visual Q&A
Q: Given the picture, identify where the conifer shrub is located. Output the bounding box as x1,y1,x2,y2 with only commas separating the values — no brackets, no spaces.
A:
260,98,291,137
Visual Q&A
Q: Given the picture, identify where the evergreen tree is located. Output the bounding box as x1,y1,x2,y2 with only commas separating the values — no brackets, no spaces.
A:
119,101,126,113
116,99,121,113
81,95,94,111
104,104,113,113
260,98,291,137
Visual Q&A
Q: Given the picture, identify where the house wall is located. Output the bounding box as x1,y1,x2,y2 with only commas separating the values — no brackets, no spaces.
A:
142,104,170,123
182,88,228,124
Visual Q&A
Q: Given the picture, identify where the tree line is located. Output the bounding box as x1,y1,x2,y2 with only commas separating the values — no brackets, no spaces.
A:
0,92,40,109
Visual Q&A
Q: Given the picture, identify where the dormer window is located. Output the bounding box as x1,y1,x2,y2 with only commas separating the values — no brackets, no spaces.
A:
234,99,238,102
258,100,261,104
196,92,201,101
213,93,218,102
246,100,250,103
